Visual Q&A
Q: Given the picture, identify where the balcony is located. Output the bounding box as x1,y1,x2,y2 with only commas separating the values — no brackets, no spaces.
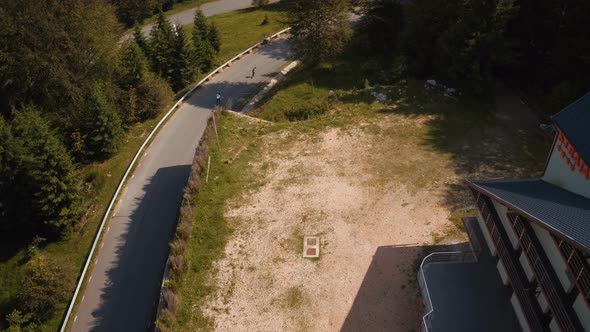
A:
418,218,521,332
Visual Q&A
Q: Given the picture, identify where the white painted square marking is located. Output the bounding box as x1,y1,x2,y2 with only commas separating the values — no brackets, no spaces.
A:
303,236,320,258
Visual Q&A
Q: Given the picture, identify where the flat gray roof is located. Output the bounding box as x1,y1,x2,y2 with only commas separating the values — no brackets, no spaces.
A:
468,178,590,251
423,218,520,332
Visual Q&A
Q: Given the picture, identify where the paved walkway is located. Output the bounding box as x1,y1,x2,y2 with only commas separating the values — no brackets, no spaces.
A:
70,38,292,332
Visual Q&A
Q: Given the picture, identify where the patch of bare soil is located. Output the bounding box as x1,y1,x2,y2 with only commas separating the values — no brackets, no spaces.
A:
202,113,459,331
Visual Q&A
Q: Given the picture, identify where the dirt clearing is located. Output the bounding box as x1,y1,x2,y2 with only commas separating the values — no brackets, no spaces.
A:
200,112,461,332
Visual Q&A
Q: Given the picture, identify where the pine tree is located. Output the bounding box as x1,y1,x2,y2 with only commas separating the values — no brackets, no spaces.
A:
192,10,217,71
0,116,20,230
120,39,149,88
149,11,175,80
4,310,38,332
11,107,79,234
133,23,150,57
82,89,125,160
193,9,208,38
115,0,158,27
289,0,352,63
169,25,195,91
208,23,221,54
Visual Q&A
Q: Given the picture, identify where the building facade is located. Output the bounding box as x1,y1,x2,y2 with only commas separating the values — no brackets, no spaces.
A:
466,92,590,332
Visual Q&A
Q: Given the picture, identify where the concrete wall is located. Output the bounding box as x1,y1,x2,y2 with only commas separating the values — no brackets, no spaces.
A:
530,223,573,292
573,294,590,331
511,293,531,332
543,130,590,199
493,201,519,250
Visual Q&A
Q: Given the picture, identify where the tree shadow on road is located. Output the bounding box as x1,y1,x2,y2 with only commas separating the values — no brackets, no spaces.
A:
85,165,191,331
185,80,265,111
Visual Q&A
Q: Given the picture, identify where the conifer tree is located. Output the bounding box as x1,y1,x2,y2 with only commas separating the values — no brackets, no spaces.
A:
133,23,150,57
11,107,79,234
192,10,217,71
120,39,149,88
289,0,352,63
82,89,125,160
208,23,221,53
169,25,194,91
0,116,20,230
149,11,175,79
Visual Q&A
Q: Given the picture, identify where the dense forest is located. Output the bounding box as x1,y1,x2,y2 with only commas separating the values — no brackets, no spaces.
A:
0,0,219,328
0,0,219,237
354,0,590,112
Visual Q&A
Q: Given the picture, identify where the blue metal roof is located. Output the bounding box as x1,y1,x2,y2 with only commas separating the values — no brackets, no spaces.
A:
468,178,590,251
553,91,590,163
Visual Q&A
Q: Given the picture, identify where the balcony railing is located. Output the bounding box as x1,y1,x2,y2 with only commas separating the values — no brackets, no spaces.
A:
471,189,546,332
553,235,590,308
418,251,477,332
507,212,580,332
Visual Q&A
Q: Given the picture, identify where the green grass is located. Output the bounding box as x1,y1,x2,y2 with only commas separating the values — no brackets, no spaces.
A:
186,3,289,63
126,0,216,33
174,114,276,331
0,6,291,329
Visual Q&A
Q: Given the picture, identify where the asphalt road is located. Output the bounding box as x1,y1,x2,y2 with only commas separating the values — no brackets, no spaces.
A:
70,38,292,332
122,0,280,41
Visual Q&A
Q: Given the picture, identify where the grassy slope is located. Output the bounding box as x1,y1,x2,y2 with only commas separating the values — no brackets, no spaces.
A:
174,114,277,331
187,3,289,63
0,5,289,331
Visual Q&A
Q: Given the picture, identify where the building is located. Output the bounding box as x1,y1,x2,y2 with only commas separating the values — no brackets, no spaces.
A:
418,92,590,332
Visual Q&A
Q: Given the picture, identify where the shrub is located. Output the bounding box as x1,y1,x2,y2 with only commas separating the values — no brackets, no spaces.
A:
11,108,80,234
261,14,269,26
156,308,174,332
3,310,38,332
284,101,328,121
25,236,46,261
82,89,125,160
19,256,68,321
162,288,179,314
170,255,185,274
136,73,173,120
169,238,185,256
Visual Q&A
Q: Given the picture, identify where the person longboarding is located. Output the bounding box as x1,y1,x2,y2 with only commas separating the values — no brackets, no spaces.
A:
216,92,221,107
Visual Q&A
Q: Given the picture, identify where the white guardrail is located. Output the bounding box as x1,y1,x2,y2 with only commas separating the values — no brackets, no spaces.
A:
418,251,477,332
60,26,292,332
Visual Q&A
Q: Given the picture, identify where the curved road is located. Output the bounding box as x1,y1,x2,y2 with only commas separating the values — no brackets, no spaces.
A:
71,38,292,331
122,0,280,41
